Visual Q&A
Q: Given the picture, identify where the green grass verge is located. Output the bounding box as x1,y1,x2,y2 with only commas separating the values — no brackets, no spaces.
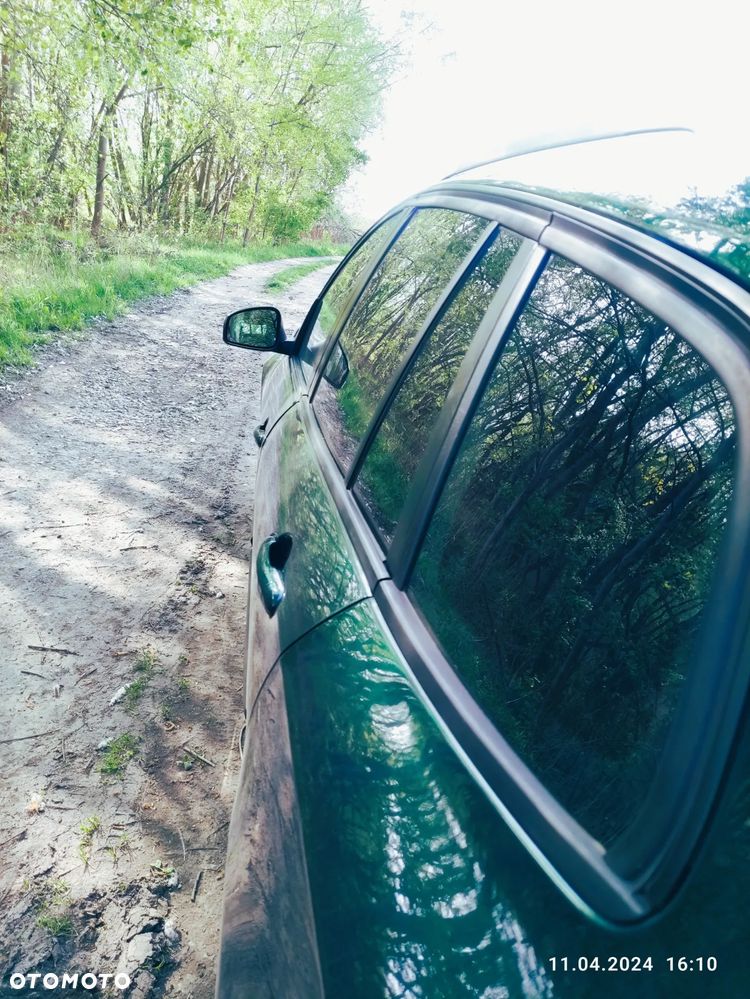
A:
264,258,335,294
0,226,348,368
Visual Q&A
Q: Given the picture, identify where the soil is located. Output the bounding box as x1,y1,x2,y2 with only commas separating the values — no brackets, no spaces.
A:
0,258,338,997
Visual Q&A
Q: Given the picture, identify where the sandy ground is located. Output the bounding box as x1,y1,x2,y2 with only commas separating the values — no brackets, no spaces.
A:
0,258,338,998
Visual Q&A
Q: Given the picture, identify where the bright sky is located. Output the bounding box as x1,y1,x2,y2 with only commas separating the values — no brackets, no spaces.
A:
343,0,749,225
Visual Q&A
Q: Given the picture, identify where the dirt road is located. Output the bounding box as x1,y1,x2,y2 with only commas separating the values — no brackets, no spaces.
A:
0,258,338,997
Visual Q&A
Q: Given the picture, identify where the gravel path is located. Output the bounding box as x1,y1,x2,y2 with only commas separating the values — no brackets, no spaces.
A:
0,258,337,997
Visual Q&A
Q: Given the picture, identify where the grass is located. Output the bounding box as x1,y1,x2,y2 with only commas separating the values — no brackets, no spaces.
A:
78,815,102,865
28,878,73,938
124,647,158,709
98,733,139,776
264,258,333,293
0,225,347,368
37,912,73,938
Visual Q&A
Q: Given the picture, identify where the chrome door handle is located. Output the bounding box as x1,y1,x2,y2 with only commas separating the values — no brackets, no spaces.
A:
256,533,293,617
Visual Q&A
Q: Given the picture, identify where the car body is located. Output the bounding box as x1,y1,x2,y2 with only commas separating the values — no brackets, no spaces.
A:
217,129,750,998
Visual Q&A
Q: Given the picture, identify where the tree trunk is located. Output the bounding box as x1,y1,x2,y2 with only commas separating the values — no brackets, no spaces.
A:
91,127,109,238
91,82,128,239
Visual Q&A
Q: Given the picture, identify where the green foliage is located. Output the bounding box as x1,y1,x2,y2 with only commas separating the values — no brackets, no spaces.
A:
29,878,73,937
0,0,396,244
98,733,139,776
36,912,73,938
0,231,346,367
265,259,333,294
78,815,102,865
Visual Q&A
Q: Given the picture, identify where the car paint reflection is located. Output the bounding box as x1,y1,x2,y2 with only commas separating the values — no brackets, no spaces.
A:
281,600,553,999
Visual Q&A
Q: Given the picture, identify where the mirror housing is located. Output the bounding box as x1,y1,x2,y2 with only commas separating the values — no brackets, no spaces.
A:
223,306,292,353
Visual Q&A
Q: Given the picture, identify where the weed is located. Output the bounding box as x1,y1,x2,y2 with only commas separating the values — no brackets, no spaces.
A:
78,815,102,866
134,648,158,674
31,878,72,938
180,754,194,771
124,675,149,709
37,913,73,938
125,647,157,708
36,879,70,909
98,733,138,776
176,676,190,693
178,654,189,667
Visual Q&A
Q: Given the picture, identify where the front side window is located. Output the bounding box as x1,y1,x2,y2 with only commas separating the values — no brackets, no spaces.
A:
312,208,490,471
297,215,400,383
409,254,737,845
353,228,523,543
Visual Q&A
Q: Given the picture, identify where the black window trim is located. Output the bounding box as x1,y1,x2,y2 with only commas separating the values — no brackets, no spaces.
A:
378,210,750,926
387,238,549,585
307,199,549,408
297,207,414,397
344,220,500,490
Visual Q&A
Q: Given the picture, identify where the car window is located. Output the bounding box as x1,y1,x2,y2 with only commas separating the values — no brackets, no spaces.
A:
352,228,523,544
297,215,400,384
312,208,490,471
408,253,737,845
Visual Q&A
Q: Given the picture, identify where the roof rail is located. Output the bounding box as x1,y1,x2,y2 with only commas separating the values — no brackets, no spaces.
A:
442,126,693,180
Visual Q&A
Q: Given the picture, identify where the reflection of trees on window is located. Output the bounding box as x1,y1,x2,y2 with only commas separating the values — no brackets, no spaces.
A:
313,208,489,471
298,216,399,382
411,255,736,844
354,229,522,543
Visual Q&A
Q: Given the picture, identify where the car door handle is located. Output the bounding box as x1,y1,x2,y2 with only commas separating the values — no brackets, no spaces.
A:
256,533,293,617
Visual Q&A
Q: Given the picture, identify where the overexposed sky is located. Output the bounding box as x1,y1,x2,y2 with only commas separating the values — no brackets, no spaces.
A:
343,0,749,224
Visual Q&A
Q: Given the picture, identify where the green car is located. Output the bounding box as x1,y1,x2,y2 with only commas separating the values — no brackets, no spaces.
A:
217,129,750,998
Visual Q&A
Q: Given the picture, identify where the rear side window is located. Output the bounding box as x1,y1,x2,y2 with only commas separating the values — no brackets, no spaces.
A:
353,228,523,543
297,216,400,383
312,208,489,471
409,254,737,845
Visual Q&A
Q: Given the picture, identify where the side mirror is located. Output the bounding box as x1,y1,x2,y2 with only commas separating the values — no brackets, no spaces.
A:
223,306,289,352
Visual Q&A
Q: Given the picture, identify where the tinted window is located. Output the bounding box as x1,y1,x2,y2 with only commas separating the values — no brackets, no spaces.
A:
353,228,523,543
298,216,400,383
410,255,736,844
313,208,490,471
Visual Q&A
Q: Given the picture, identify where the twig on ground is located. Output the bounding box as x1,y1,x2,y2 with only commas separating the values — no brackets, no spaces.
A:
0,730,54,745
111,650,135,658
28,645,79,656
182,746,216,768
191,870,203,903
20,669,49,680
177,827,186,861
74,667,97,685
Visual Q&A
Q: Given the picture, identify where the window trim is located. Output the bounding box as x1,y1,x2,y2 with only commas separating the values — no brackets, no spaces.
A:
387,238,549,586
345,220,499,490
377,210,750,925
295,207,413,395
306,209,414,402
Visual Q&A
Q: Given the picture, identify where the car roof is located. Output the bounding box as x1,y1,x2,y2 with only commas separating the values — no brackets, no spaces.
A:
426,129,750,291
